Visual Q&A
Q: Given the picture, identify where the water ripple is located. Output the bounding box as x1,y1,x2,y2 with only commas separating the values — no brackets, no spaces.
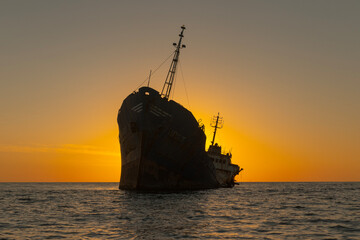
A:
0,182,359,239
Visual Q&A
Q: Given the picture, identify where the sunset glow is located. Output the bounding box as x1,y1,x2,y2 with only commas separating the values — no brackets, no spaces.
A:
1,0,359,182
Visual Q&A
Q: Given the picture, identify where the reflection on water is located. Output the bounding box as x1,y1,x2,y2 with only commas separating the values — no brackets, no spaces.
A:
0,182,359,239
119,191,208,239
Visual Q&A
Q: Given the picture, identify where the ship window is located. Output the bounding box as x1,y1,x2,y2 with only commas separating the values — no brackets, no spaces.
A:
145,92,150,95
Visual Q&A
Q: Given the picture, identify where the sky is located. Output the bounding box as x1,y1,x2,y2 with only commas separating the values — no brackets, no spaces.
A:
1,0,359,182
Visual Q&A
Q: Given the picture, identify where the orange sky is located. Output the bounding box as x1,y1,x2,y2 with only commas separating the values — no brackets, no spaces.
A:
1,1,359,182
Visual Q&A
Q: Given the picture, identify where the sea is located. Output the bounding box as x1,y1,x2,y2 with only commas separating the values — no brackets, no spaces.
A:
0,182,359,239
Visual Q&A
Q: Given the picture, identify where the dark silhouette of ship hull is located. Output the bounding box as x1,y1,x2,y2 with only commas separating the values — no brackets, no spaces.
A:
118,87,220,190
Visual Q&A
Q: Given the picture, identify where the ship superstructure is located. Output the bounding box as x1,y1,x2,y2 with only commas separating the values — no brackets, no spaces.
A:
207,113,243,187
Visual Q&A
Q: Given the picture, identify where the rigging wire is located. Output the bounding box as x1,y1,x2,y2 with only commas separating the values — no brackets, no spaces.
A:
171,65,179,100
133,51,175,92
179,60,191,108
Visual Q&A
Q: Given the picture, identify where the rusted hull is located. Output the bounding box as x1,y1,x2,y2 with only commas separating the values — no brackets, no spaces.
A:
118,87,219,190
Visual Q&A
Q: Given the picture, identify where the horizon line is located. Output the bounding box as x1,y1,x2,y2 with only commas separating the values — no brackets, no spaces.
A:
1,181,359,183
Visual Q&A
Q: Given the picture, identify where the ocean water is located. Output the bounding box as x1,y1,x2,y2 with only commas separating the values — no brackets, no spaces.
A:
0,182,359,239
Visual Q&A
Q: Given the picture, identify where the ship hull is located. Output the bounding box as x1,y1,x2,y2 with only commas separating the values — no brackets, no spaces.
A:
118,87,220,190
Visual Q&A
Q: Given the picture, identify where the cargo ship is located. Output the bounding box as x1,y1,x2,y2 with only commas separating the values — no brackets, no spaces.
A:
117,26,243,190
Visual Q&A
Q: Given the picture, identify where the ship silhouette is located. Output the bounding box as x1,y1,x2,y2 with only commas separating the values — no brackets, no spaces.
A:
117,26,243,190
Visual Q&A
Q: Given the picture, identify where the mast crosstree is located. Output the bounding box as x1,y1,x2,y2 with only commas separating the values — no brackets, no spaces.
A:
161,25,186,99
210,113,224,146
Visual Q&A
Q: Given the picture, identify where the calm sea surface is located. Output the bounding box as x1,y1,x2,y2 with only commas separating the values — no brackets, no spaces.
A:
0,182,359,239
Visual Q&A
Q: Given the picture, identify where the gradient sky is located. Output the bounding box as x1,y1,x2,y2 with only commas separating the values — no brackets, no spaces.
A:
1,0,359,182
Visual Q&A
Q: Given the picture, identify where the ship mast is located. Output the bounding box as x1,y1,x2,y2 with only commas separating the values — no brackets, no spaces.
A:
161,25,186,99
210,113,224,146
